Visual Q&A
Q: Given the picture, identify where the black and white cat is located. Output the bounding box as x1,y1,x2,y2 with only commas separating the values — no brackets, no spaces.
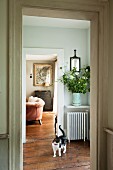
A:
52,125,68,157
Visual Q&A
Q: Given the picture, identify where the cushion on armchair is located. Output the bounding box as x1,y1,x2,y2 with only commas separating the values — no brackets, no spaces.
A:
28,96,39,102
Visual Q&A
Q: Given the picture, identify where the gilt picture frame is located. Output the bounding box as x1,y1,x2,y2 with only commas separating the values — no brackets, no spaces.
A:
33,63,52,86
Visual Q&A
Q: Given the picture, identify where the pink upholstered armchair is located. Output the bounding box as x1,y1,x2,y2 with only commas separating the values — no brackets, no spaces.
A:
26,97,45,125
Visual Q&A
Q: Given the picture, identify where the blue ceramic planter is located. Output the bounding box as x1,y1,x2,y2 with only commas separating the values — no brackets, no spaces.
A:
72,93,81,106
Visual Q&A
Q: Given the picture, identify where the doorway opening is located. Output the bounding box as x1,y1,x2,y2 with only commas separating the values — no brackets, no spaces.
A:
22,15,91,169
22,47,64,143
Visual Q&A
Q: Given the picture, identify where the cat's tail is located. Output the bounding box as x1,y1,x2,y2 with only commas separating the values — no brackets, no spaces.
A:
59,125,66,136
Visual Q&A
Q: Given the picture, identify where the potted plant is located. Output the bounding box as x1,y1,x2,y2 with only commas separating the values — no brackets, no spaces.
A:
59,66,90,106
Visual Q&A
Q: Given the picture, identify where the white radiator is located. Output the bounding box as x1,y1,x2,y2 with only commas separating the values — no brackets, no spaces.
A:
67,111,89,142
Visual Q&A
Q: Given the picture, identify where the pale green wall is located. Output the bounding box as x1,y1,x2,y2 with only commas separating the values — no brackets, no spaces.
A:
23,26,89,68
108,0,113,129
23,25,89,105
0,0,8,170
87,28,90,66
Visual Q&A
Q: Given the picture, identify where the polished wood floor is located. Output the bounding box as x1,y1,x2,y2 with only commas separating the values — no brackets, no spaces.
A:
23,112,90,170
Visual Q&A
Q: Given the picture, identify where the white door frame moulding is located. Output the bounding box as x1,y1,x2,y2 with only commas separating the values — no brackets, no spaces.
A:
9,1,109,170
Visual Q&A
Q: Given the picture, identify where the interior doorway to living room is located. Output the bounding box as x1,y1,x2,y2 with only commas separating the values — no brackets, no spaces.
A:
22,15,91,169
22,47,64,143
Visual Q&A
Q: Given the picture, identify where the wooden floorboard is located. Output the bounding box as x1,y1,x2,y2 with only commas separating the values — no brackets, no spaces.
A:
23,112,90,170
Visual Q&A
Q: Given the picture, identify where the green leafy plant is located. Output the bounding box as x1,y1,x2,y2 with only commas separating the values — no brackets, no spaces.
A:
60,66,90,94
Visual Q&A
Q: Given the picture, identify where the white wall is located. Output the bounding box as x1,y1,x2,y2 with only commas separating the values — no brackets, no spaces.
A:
23,25,90,105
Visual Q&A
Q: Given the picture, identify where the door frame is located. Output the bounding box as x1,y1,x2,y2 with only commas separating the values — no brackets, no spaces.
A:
9,1,109,170
22,48,64,143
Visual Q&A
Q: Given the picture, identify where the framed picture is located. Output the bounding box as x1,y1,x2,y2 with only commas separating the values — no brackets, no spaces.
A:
33,64,52,86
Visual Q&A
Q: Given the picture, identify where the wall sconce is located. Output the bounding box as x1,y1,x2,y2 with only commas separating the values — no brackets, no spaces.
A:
30,68,33,78
70,50,81,71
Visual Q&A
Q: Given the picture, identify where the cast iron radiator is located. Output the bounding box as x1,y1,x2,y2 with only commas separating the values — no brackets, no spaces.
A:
67,111,89,142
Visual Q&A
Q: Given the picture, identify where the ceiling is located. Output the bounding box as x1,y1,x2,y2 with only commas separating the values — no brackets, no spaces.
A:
23,16,90,29
26,54,57,61
23,16,90,61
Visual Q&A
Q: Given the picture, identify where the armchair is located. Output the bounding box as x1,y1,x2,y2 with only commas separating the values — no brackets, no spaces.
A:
26,97,45,125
